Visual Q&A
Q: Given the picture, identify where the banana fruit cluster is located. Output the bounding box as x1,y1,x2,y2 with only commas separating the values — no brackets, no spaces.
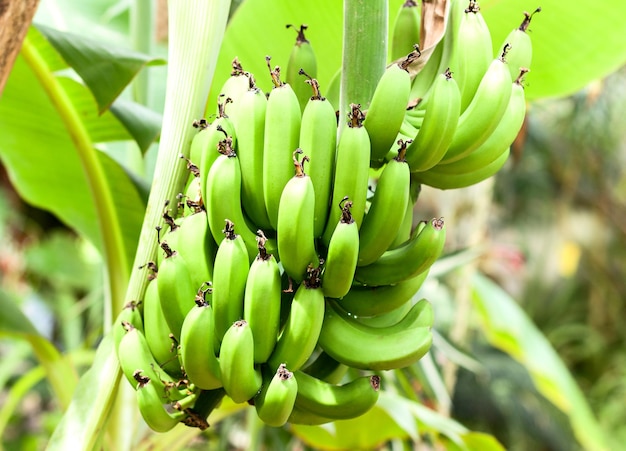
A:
114,0,537,432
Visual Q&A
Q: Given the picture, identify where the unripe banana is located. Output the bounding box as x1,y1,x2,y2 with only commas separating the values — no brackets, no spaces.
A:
452,1,494,112
325,67,341,112
339,269,429,318
277,150,319,282
215,57,249,110
405,69,462,172
413,147,510,189
204,136,263,259
113,300,143,354
211,220,250,350
303,351,348,385
192,95,237,173
429,69,528,175
263,56,302,229
179,288,222,390
354,218,446,286
318,299,433,370
293,371,381,420
409,39,443,101
135,377,188,432
499,8,541,81
156,241,197,339
254,364,298,427
267,267,325,372
229,75,272,230
391,1,421,62
364,48,419,162
219,320,263,403
439,51,513,165
321,104,371,246
298,77,337,237
117,322,187,400
285,24,318,113
243,231,282,363
142,273,182,376
355,300,412,328
321,197,359,299
357,141,411,266
389,176,420,249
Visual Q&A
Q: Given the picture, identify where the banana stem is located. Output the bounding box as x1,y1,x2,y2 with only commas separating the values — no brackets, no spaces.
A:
339,0,388,134
130,0,154,106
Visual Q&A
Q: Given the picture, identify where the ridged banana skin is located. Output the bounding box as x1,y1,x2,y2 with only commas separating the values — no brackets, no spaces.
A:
211,232,250,350
254,365,298,427
389,194,414,249
391,0,420,62
357,157,411,266
318,299,433,371
322,124,371,246
429,79,526,175
171,210,215,291
179,303,222,390
230,86,272,230
204,153,259,259
364,64,412,162
299,96,337,238
354,218,446,287
339,269,429,318
292,371,381,420
117,325,186,400
267,283,325,372
322,216,359,299
303,351,348,385
409,36,444,101
439,57,513,165
286,26,318,113
277,173,319,282
453,6,494,112
216,73,250,112
263,84,302,229
243,252,282,363
136,379,187,433
156,249,197,339
499,9,540,81
414,147,510,190
405,72,462,172
219,320,263,403
193,116,236,176
142,278,182,377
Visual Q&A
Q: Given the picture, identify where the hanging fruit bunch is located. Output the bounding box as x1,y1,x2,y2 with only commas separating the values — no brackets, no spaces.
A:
114,0,540,431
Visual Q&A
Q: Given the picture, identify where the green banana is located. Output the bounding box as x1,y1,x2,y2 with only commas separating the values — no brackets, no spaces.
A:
277,150,319,282
405,69,461,172
254,364,298,427
354,217,446,286
263,56,302,230
179,288,222,390
303,351,348,385
355,300,413,328
229,74,272,230
135,376,188,433
388,176,420,249
452,0,494,112
156,241,197,339
428,69,527,175
215,57,249,110
439,50,513,165
293,371,381,420
112,300,143,354
204,136,261,259
339,269,429,318
219,320,263,403
192,95,237,172
357,141,411,266
318,299,433,370
325,67,341,112
321,104,371,246
322,197,359,299
243,231,282,363
409,37,443,101
391,1,421,62
142,274,182,376
285,24,318,112
267,267,325,372
364,48,420,162
413,147,510,189
298,76,337,238
499,8,541,81
211,220,250,350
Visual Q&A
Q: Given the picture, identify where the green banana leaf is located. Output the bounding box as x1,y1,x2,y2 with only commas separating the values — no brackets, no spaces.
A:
471,273,610,451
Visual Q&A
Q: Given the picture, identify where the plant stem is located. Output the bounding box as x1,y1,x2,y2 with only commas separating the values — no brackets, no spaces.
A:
339,0,388,132
130,0,154,106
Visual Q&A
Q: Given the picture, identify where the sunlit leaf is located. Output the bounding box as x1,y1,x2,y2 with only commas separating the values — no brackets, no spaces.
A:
471,273,609,451
110,99,162,153
36,23,166,113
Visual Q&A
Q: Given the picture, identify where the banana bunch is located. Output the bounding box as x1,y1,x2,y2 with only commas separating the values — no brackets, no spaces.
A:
115,2,539,431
